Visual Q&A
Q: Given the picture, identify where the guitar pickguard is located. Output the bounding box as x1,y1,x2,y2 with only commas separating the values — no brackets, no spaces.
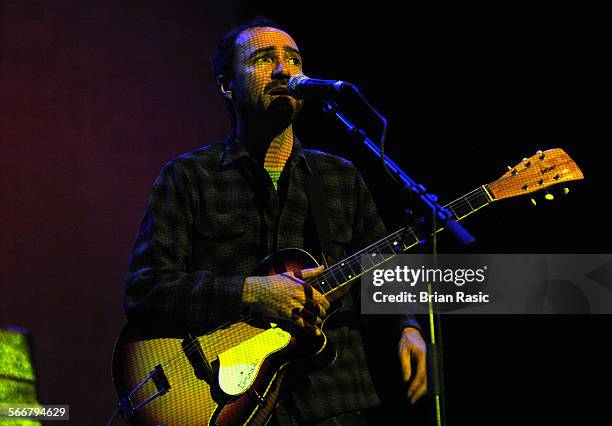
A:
217,325,291,396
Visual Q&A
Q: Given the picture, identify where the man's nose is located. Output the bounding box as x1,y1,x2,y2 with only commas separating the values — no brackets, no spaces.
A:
272,61,290,79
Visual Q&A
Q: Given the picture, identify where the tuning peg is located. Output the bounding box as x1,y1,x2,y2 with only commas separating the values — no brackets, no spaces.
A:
531,198,537,206
563,187,570,195
544,193,555,201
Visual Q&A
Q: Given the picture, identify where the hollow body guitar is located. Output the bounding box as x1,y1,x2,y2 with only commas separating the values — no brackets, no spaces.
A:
112,149,583,425
113,248,341,425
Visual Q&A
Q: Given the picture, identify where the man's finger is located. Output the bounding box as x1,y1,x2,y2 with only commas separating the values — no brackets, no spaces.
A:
408,379,427,405
304,300,326,318
399,350,412,382
302,321,322,336
302,282,314,299
300,265,324,279
290,311,306,328
297,306,323,326
406,359,426,402
406,375,422,399
309,287,330,312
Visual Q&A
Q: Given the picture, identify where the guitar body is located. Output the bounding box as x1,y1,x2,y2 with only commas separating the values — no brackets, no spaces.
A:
112,248,340,426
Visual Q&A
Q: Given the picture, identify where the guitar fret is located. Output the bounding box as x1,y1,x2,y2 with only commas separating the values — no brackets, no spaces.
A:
332,268,348,288
359,252,378,269
465,197,474,210
316,275,332,293
348,258,362,278
387,237,403,254
320,271,338,292
336,262,349,282
368,248,386,268
343,260,357,280
467,191,485,209
449,199,472,219
472,191,490,208
447,187,490,220
401,228,420,248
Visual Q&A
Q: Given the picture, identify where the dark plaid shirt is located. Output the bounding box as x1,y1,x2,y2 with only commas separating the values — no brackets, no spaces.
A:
124,136,420,420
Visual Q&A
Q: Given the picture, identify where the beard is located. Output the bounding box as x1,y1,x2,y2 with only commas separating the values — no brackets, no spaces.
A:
266,95,302,125
236,94,303,133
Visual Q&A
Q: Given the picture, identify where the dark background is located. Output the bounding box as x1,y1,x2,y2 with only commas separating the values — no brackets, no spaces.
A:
1,1,608,424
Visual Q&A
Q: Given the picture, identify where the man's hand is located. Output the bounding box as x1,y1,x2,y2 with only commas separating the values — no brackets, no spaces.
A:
242,265,330,335
398,327,427,404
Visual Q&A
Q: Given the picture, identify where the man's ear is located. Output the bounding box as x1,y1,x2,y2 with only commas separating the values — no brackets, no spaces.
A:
217,75,233,100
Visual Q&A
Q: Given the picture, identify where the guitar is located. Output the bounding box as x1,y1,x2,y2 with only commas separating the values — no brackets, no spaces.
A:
112,148,583,425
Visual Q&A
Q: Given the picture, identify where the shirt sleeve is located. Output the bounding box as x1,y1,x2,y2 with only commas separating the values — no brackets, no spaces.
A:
124,160,245,331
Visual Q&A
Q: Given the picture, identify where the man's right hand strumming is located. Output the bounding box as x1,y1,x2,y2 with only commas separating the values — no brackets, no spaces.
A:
242,265,330,335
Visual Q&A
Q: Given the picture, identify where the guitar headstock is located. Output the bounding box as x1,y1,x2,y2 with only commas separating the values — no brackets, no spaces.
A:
487,148,584,201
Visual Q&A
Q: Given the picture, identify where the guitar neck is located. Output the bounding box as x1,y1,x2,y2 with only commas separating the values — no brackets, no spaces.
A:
310,185,494,296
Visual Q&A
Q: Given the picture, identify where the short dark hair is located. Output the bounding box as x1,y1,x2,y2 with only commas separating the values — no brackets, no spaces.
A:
211,16,288,128
211,16,283,84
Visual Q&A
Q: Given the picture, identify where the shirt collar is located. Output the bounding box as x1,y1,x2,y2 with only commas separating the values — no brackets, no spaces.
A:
220,133,312,175
220,134,252,167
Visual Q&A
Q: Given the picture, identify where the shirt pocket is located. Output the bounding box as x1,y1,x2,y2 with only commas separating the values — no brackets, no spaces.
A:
197,212,250,242
329,217,353,255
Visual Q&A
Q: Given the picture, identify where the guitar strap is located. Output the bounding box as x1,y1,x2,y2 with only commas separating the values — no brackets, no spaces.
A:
303,160,336,267
274,159,335,426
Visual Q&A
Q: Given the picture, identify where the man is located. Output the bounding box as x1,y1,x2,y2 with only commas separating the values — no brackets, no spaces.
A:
125,17,427,424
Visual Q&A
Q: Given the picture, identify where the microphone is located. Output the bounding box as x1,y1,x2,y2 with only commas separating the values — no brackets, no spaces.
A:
288,73,358,99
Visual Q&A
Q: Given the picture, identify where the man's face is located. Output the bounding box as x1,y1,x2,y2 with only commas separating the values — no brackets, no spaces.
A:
229,26,304,121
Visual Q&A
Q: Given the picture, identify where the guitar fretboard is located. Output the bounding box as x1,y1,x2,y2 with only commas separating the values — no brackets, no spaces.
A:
308,185,493,296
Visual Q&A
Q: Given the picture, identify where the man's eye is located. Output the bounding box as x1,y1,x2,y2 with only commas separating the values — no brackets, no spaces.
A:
255,56,273,64
288,57,302,66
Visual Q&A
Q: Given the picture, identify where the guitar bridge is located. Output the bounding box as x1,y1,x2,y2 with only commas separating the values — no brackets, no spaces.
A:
182,334,212,381
119,364,170,417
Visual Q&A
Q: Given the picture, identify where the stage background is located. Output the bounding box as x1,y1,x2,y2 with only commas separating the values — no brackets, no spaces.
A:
1,1,608,424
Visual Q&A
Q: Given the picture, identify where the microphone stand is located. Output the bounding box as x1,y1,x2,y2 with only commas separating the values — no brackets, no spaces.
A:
322,96,475,426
